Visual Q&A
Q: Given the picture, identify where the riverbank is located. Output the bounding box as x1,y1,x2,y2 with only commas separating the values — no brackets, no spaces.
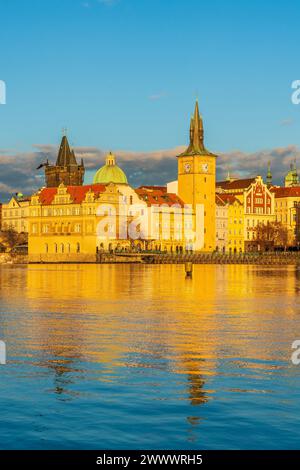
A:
0,253,28,265
2,252,300,265
146,252,300,265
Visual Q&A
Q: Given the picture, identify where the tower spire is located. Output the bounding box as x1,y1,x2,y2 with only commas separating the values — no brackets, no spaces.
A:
192,100,200,149
56,134,77,166
45,131,85,187
179,98,217,158
266,161,272,186
189,116,194,143
182,99,206,155
293,159,299,185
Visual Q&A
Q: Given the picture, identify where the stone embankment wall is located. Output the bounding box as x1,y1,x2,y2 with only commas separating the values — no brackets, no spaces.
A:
0,253,28,264
148,253,300,265
28,253,97,263
2,252,300,265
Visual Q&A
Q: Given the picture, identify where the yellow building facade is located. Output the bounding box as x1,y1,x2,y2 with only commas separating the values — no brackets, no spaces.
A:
217,176,275,251
272,186,300,246
1,194,30,233
216,194,244,253
28,148,189,262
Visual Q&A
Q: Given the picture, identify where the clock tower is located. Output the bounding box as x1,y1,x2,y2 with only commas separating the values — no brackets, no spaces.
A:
178,100,217,251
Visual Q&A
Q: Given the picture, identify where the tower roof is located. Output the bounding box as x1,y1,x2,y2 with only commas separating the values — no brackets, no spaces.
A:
179,99,216,158
266,161,273,186
56,135,78,167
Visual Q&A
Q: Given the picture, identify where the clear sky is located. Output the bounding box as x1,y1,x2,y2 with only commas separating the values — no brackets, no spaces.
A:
1,0,300,154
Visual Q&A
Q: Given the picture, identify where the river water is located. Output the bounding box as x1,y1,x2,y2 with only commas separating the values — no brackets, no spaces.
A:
0,264,300,449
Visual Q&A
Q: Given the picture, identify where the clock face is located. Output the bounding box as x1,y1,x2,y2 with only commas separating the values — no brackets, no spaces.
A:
202,163,209,173
184,162,192,173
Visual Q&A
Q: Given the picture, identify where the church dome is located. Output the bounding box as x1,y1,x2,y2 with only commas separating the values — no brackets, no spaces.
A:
93,152,128,185
285,162,299,187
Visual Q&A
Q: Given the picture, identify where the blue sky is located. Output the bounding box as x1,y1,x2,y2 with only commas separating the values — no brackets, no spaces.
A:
1,0,300,195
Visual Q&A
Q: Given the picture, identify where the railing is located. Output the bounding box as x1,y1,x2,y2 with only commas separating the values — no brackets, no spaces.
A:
96,250,300,264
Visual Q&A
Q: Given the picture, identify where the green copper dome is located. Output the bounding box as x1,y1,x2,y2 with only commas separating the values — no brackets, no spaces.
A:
285,162,299,187
93,152,128,185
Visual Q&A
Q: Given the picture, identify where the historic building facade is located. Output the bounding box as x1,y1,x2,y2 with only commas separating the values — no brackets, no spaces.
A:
216,193,244,253
217,176,275,251
1,193,31,233
28,154,188,262
177,100,217,251
215,194,228,253
271,186,300,246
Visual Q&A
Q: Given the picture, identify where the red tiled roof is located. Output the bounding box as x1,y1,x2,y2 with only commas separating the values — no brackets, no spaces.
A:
216,178,256,191
271,186,300,198
138,185,167,192
38,184,107,205
135,188,185,207
216,193,242,206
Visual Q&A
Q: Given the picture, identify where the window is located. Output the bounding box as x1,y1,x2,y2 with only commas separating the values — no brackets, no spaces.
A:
76,243,80,254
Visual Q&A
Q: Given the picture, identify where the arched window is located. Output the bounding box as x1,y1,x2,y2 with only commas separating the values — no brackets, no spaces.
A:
54,243,58,254
45,243,48,254
61,243,64,254
76,243,80,254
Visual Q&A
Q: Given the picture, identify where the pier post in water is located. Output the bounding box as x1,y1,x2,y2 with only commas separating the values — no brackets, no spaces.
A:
185,262,193,278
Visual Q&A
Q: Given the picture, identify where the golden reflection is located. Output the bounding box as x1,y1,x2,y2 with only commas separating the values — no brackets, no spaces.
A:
24,263,300,369
1,264,299,411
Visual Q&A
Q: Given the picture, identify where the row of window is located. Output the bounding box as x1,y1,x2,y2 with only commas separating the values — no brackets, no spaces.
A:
32,223,82,234
276,214,297,223
246,207,271,214
44,243,81,254
246,219,271,227
2,210,25,217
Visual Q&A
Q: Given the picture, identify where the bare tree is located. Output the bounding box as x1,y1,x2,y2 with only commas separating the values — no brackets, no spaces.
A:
254,222,289,250
0,228,27,252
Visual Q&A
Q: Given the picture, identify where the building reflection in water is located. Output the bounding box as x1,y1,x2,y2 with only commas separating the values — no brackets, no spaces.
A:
1,263,297,426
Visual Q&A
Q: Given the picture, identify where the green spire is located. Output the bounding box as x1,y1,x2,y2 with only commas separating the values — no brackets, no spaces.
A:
292,159,299,185
266,161,272,186
180,99,215,157
191,99,204,152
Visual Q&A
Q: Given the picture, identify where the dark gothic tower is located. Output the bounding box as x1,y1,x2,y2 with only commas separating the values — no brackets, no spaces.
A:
45,134,85,187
